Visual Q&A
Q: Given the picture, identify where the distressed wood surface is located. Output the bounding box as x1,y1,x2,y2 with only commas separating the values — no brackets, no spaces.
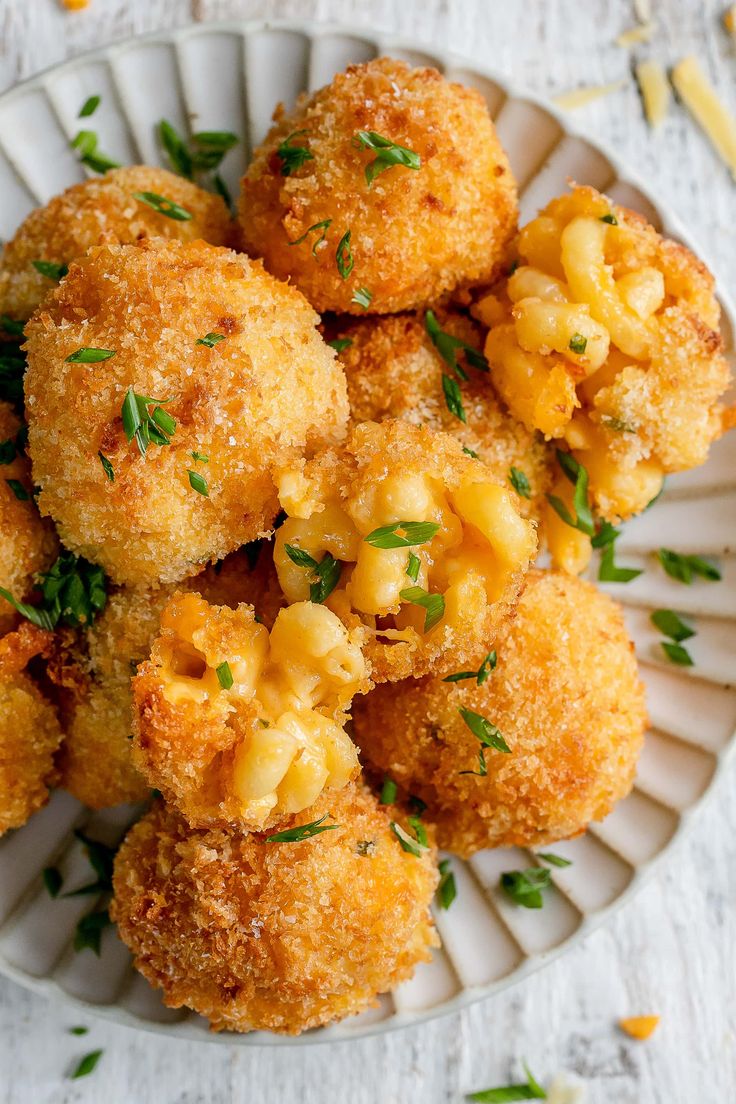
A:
1,1,735,1101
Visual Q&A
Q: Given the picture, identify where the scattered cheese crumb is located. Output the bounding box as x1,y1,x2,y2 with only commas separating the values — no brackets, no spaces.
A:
724,4,736,35
553,80,627,111
547,1073,587,1103
619,1014,661,1040
671,55,736,181
636,59,671,127
634,0,652,21
616,22,655,47
62,0,90,8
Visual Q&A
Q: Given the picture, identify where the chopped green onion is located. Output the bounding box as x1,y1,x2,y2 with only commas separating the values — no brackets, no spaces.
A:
380,777,398,805
390,821,428,857
406,550,421,582
78,95,100,118
352,130,421,187
459,707,510,753
216,661,233,689
266,814,339,842
650,609,695,642
657,548,721,584
364,520,440,549
500,868,551,909
437,858,457,909
42,867,63,897
351,286,372,310
6,478,29,500
327,337,353,353
468,1063,547,1101
462,445,480,459
399,586,445,632
425,309,488,376
442,373,466,423
73,910,111,955
276,130,314,176
70,1050,104,1080
335,229,354,279
187,470,209,496
600,212,618,225
32,260,68,281
509,467,531,498
289,219,332,257
98,451,114,483
191,451,209,463
159,119,193,178
132,191,193,221
661,641,694,666
546,449,594,536
537,852,572,868
65,347,115,364
196,332,226,348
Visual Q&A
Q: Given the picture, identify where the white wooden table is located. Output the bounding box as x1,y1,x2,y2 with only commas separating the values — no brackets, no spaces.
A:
1,1,735,1100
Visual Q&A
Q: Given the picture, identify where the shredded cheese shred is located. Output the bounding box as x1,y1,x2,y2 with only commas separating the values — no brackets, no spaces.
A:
616,22,655,47
619,1015,661,1040
636,59,671,127
553,80,627,111
671,56,736,181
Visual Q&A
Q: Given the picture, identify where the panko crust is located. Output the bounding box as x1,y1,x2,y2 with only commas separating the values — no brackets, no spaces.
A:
111,786,439,1035
0,166,232,322
0,402,59,635
0,624,63,835
274,419,537,682
353,569,647,856
240,57,517,313
333,310,552,522
24,238,349,586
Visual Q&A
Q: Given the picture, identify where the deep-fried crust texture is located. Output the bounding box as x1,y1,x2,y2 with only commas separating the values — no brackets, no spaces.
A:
274,420,537,682
333,310,552,522
353,570,646,856
0,624,63,835
0,401,59,635
111,787,439,1034
240,58,517,313
0,166,232,322
24,238,349,586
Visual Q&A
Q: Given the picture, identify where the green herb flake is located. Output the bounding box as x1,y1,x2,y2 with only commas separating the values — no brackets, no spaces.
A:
6,478,29,500
335,229,355,279
283,544,342,604
601,414,636,433
399,585,445,632
468,1063,547,1101
65,347,115,364
509,467,531,499
74,910,112,955
191,451,209,463
190,130,239,171
406,550,421,582
500,867,552,909
437,858,457,910
546,449,594,536
196,332,226,348
216,661,233,689
70,829,116,894
365,520,440,549
442,373,466,423
425,309,488,377
132,191,192,221
661,641,694,666
390,820,428,857
121,389,176,456
0,315,25,337
600,212,618,225
327,337,353,353
266,814,339,843
356,840,376,856
187,470,209,497
276,130,314,176
32,260,69,281
459,706,510,753
159,119,193,178
462,445,480,459
0,552,108,631
658,548,721,584
69,1026,89,1036
78,95,100,119
568,332,587,355
537,852,572,868
353,130,421,187
459,747,489,777
289,219,332,257
443,651,496,685
70,1050,103,1081
42,867,63,897
70,129,121,173
351,286,372,310
0,438,17,464
380,777,398,805
650,609,695,642
598,541,643,583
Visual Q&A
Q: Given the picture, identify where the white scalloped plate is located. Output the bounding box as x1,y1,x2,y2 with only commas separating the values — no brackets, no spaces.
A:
1,20,734,1046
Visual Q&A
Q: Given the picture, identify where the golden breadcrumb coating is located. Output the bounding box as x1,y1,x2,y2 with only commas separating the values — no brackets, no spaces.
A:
333,310,552,522
132,591,370,831
0,166,231,322
353,570,646,856
481,184,731,525
240,57,517,313
274,419,537,682
57,549,288,810
0,623,63,835
0,401,59,635
24,238,349,586
111,786,439,1034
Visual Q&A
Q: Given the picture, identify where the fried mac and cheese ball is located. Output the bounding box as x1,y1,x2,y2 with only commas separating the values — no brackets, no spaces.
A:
0,623,63,835
24,239,349,586
482,185,731,556
0,167,231,322
0,401,59,635
353,570,646,857
273,420,537,682
333,310,552,522
132,591,370,831
240,58,517,313
58,550,288,810
111,786,439,1034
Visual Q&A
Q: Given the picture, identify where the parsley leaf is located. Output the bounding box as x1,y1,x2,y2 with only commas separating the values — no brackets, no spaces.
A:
266,814,339,842
399,586,445,632
353,130,421,187
276,130,314,176
500,868,551,909
0,551,108,631
289,219,332,257
364,520,440,549
32,260,68,281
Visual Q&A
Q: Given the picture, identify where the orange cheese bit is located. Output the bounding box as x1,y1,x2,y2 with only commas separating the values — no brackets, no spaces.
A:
619,1014,660,1040
61,0,90,9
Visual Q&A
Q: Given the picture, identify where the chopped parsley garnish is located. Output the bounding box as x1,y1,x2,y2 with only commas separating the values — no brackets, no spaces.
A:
442,374,466,423
509,467,531,499
661,641,694,666
568,332,587,355
390,820,428,857
407,814,428,849
74,909,112,955
425,309,488,378
443,651,497,685
78,94,100,118
98,451,114,483
276,130,314,176
6,478,28,500
42,867,63,897
187,470,209,496
65,347,116,364
351,286,372,310
283,544,342,604
70,129,121,173
657,548,721,584
651,609,695,642
406,550,421,582
459,706,509,752
335,229,355,279
32,259,68,281
380,777,398,805
121,389,176,456
364,520,440,549
600,212,618,225
538,852,572,868
266,814,339,843
468,1063,547,1101
216,661,233,689
546,449,594,535
437,859,457,910
67,829,116,896
196,332,226,348
191,451,209,463
327,337,353,353
500,867,551,909
71,1050,104,1080
399,586,445,632
289,219,332,256
0,550,106,631
132,191,193,221
353,130,421,187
